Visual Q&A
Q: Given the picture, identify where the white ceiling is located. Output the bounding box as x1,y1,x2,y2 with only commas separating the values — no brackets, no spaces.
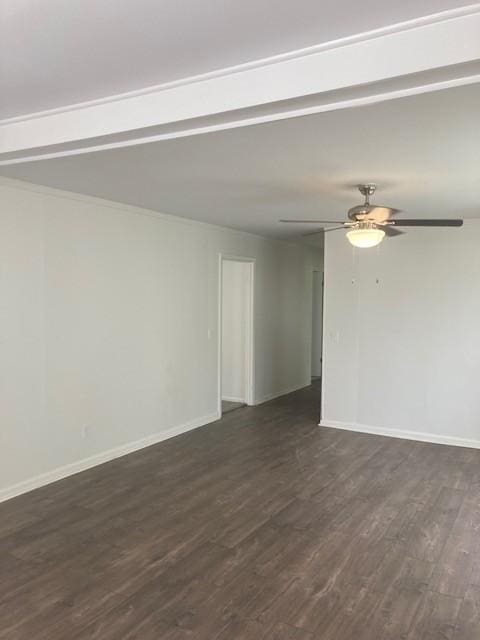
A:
0,0,471,119
2,83,479,238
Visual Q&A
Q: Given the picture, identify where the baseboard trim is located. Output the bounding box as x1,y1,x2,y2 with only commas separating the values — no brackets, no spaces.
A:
256,382,310,405
221,396,244,403
319,419,480,450
0,411,221,504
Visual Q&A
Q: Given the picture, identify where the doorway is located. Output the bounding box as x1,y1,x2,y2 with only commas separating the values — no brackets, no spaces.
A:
311,269,323,382
218,255,255,416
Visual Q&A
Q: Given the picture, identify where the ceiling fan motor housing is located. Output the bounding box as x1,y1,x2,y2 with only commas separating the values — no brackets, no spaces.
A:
348,204,372,220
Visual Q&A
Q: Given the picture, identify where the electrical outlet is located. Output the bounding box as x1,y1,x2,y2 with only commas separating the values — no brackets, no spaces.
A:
82,425,90,439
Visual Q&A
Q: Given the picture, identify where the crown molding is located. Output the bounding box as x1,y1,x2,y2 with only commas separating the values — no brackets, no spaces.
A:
0,176,309,249
1,5,480,163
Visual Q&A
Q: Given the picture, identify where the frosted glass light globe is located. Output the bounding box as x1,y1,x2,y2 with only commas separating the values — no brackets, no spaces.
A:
346,226,385,248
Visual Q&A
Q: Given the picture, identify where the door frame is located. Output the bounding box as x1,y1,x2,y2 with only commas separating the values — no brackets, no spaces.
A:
218,254,255,416
311,268,324,379
320,266,326,422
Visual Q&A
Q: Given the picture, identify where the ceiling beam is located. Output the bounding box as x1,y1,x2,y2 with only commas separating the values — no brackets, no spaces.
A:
1,5,480,164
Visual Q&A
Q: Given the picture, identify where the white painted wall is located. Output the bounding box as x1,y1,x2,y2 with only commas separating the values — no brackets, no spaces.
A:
221,260,250,403
0,177,322,499
322,222,480,447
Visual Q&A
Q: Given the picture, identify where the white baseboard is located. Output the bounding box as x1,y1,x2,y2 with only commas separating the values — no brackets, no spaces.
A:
221,396,244,403
256,381,310,405
0,411,220,504
319,419,480,450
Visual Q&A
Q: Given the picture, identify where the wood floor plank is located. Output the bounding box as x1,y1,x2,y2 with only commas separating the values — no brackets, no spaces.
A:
1,381,479,639
406,589,462,640
454,584,480,640
406,486,464,562
265,622,314,639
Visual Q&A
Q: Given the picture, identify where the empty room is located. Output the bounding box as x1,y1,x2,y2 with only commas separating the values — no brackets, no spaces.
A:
1,2,480,638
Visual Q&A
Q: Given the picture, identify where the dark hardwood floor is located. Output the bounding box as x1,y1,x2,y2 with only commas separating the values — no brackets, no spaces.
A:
1,381,480,639
221,400,246,415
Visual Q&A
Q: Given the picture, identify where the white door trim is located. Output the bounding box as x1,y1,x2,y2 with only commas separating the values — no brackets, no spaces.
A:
311,268,324,379
218,254,255,416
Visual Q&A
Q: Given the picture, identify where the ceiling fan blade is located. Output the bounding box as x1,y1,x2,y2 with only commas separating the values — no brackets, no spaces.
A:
301,230,324,237
302,225,347,236
323,225,348,233
280,219,342,224
392,219,463,227
349,205,400,222
383,225,405,237
383,207,401,217
366,206,401,223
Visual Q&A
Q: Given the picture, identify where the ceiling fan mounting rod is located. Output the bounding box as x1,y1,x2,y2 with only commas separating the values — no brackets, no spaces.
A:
358,183,377,206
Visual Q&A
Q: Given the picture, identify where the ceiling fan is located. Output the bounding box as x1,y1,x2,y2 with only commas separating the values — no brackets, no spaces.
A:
280,184,463,248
